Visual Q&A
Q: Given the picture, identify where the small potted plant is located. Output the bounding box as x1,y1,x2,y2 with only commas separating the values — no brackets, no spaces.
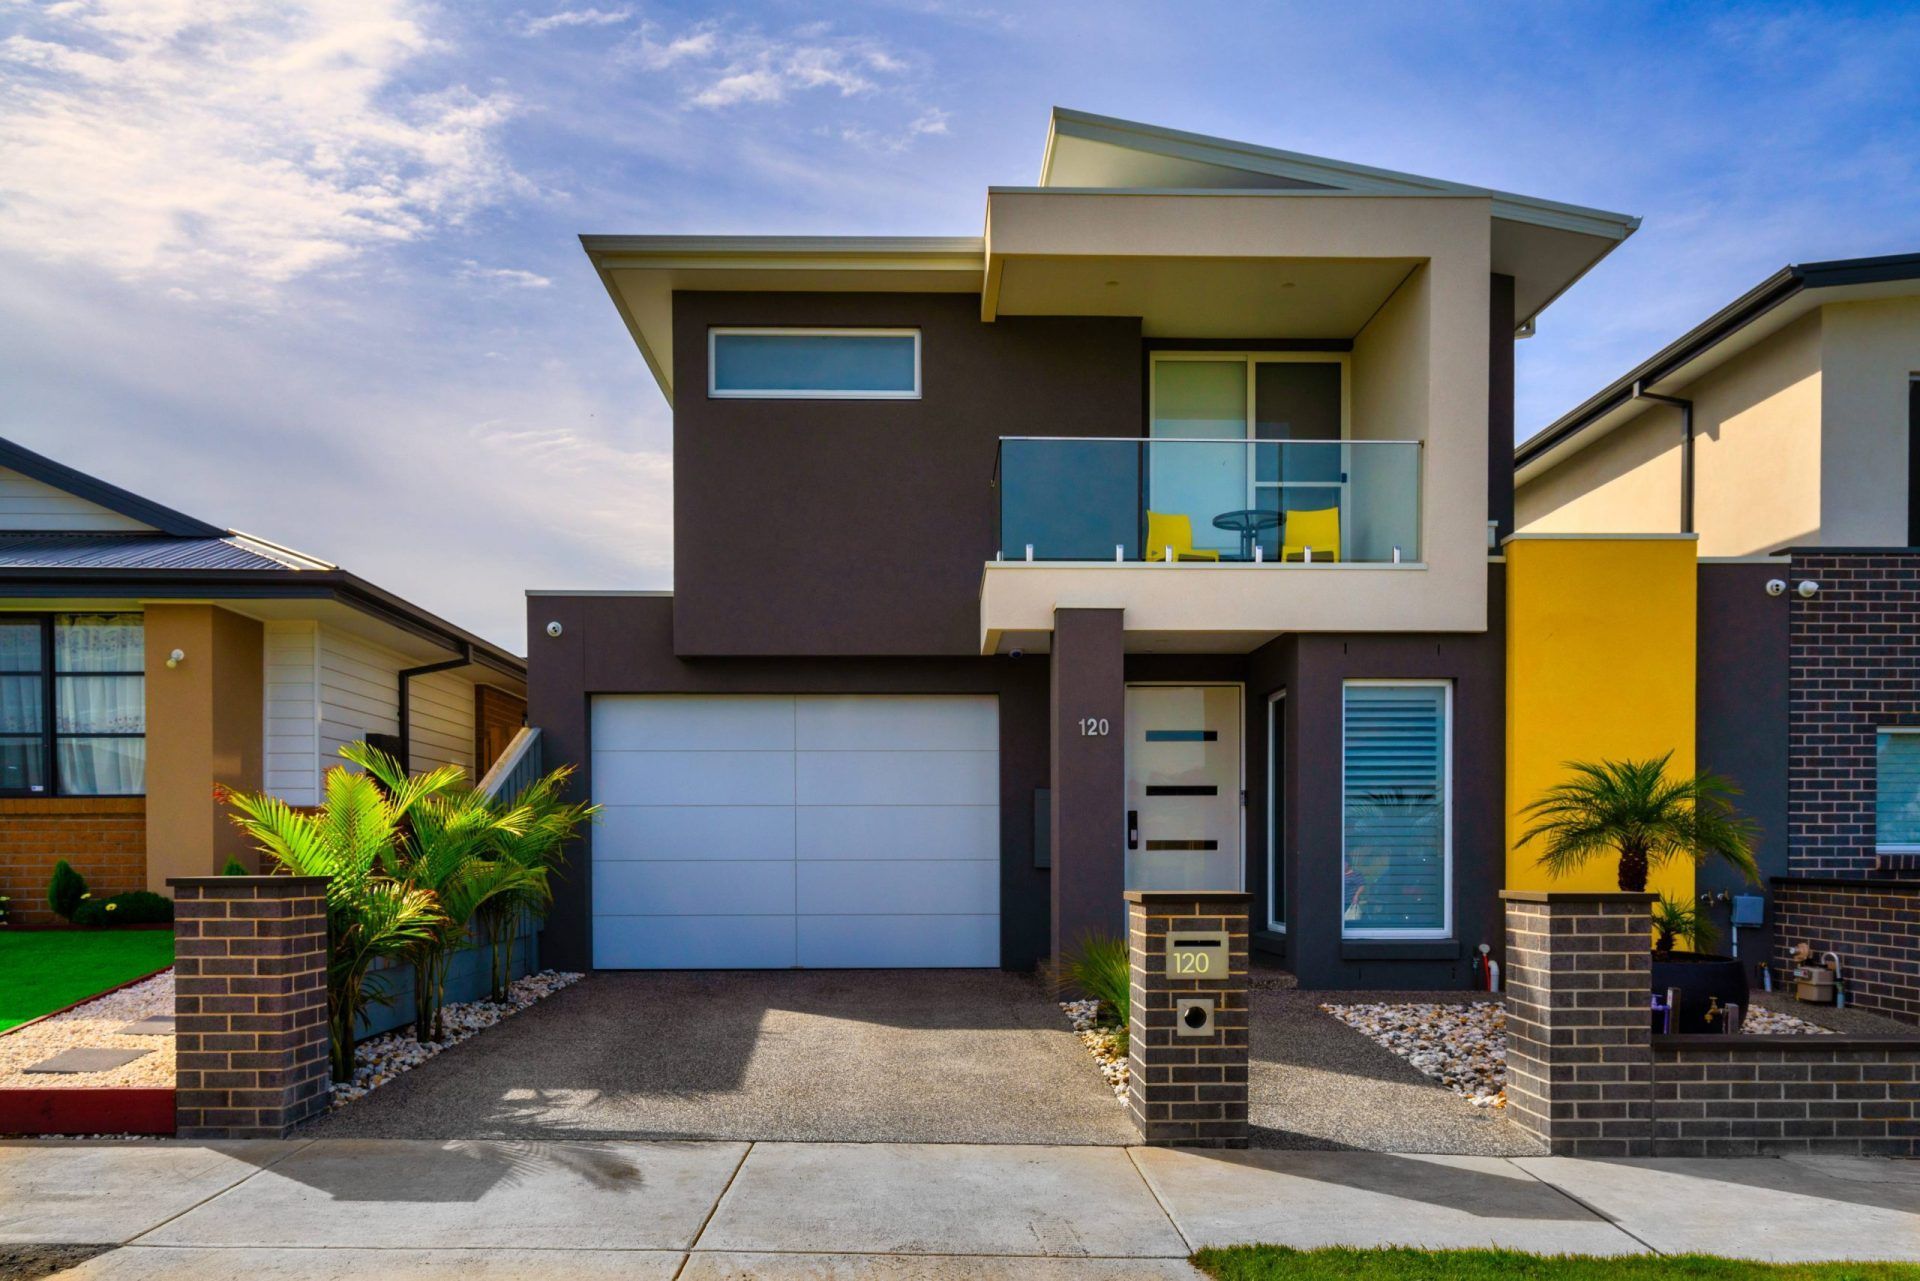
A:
1518,753,1759,1033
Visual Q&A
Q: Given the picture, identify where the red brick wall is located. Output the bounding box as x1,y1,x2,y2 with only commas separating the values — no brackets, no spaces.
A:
0,798,147,925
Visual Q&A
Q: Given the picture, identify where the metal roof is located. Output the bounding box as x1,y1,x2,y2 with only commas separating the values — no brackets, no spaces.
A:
0,533,325,571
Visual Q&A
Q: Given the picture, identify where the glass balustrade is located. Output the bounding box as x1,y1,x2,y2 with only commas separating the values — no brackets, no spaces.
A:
995,437,1422,565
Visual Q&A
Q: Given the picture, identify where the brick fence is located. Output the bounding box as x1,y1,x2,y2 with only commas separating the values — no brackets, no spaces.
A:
1772,876,1920,1026
1503,890,1920,1157
1125,890,1250,1148
170,875,330,1139
0,798,145,925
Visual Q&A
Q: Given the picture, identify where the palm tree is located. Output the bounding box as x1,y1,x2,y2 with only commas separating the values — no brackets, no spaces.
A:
476,765,595,1003
1516,753,1760,894
225,763,448,1081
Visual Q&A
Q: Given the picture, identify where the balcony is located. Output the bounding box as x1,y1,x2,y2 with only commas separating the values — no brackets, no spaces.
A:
995,437,1423,566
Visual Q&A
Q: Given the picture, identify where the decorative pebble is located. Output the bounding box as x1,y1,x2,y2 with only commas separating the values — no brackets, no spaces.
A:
329,970,582,1108
1059,999,1129,1101
0,972,175,1089
1323,1001,1510,1108
1741,1005,1834,1035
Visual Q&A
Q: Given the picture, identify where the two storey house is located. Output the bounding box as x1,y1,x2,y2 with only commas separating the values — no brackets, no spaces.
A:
531,109,1638,986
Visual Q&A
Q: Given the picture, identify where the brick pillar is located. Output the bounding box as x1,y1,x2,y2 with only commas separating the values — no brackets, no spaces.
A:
1501,890,1655,1156
1126,890,1250,1148
170,875,331,1139
1051,608,1126,965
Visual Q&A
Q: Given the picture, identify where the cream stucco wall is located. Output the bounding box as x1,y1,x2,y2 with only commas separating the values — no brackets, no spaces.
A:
1819,297,1920,547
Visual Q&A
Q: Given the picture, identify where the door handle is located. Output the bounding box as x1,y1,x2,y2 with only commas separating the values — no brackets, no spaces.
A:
1127,809,1139,851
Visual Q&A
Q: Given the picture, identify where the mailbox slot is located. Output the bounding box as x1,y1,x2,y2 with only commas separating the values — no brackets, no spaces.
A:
1165,931,1230,980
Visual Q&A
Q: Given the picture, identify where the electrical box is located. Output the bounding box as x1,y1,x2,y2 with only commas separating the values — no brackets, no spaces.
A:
1165,931,1230,980
1175,997,1216,1038
1731,894,1765,927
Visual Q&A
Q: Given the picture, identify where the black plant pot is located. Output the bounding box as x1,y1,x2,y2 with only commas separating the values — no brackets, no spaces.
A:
1651,952,1750,1033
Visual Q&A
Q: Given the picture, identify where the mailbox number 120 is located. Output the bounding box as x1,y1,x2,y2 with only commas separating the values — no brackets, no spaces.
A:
1172,951,1215,976
1078,717,1110,737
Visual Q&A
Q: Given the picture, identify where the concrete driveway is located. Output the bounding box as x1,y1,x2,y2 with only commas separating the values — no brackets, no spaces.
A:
305,970,1137,1145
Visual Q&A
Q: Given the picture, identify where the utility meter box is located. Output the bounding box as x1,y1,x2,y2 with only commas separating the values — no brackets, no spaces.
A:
1165,931,1230,980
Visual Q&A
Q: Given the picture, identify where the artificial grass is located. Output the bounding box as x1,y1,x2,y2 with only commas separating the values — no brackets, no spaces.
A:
1191,1247,1920,1280
0,930,175,1032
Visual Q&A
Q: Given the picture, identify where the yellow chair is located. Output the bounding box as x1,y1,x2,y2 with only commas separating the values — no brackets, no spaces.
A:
1280,507,1341,562
1144,511,1220,562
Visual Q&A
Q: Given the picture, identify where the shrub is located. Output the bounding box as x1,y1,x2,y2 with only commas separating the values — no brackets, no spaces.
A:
46,860,87,921
220,855,251,876
72,891,175,928
1064,933,1131,1029
1651,893,1719,955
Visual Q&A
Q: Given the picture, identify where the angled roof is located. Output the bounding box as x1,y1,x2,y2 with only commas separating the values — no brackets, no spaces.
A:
0,434,525,677
1516,252,1920,479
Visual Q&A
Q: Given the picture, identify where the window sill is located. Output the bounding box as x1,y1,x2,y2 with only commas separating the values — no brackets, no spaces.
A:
1340,939,1459,961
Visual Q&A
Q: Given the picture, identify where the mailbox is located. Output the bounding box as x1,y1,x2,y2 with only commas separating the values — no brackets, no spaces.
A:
1165,931,1230,980
1175,997,1216,1038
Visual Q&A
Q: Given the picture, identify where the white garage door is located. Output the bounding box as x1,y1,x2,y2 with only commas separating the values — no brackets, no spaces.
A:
590,695,1000,969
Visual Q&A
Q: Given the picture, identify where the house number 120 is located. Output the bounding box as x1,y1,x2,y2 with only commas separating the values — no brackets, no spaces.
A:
1078,717,1110,736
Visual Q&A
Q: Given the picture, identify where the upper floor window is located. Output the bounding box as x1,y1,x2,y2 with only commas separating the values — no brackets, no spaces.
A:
709,328,920,400
0,613,145,797
1877,728,1920,851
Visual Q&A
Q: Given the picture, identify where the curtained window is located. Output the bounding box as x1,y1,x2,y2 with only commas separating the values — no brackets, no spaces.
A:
0,614,144,796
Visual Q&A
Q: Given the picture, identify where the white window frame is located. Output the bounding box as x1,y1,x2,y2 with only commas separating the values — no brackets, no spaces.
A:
1339,678,1453,941
708,327,922,400
1875,726,1920,853
1265,688,1286,934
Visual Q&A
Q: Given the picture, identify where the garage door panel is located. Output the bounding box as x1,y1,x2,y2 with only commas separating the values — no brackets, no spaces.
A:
796,806,998,861
798,914,998,968
796,695,997,751
598,805,796,863
595,916,797,969
597,859,795,917
798,859,998,916
795,750,997,806
592,695,794,751
593,749,795,806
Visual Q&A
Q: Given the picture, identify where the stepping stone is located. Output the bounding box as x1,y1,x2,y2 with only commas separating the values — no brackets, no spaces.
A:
24,1047,151,1074
116,1017,176,1036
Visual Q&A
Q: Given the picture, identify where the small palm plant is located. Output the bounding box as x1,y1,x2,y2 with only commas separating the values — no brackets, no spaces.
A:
1651,894,1720,956
225,760,448,1081
477,765,595,1003
1517,752,1759,895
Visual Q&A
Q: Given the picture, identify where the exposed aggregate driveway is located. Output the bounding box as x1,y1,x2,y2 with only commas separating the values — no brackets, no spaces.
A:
304,970,1138,1145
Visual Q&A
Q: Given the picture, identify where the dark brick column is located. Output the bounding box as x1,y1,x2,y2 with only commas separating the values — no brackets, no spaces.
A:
1126,890,1250,1148
1501,890,1656,1157
170,875,330,1139
1051,607,1126,964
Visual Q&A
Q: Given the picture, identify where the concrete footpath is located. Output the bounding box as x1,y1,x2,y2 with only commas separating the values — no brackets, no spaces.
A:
3,1139,1917,1278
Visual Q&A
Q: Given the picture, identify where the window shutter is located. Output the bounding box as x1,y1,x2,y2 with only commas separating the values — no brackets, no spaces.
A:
1342,684,1448,934
1876,730,1920,848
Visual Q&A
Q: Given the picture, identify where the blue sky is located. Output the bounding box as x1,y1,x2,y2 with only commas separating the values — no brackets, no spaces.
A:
2,1,1917,650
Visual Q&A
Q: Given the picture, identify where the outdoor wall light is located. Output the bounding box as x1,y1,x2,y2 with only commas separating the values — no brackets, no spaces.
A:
1766,578,1787,597
1797,580,1820,598
165,648,186,668
545,621,564,638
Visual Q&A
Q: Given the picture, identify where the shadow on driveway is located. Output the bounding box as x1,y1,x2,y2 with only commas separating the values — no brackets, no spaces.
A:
303,970,1137,1145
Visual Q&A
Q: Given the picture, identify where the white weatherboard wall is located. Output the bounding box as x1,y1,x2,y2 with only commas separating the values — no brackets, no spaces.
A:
262,620,476,803
0,465,156,533
590,694,1001,969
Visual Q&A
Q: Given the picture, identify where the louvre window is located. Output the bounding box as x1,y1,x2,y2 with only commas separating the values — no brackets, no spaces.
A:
1876,729,1920,849
709,329,920,399
1341,682,1450,938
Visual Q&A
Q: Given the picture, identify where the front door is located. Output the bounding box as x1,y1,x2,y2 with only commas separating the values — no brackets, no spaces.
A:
1124,685,1243,891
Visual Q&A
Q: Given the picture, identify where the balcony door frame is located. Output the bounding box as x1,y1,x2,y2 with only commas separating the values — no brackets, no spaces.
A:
1147,352,1354,555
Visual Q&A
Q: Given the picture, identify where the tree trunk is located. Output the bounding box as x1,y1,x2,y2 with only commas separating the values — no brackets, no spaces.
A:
1617,843,1650,893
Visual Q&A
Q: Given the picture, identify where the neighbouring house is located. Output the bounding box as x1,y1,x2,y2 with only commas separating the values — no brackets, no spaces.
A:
529,107,1641,985
0,435,528,924
1516,252,1920,1022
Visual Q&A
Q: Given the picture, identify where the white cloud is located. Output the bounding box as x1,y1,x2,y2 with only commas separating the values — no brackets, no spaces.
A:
520,7,633,37
627,18,932,117
458,260,553,288
0,0,523,292
841,107,950,153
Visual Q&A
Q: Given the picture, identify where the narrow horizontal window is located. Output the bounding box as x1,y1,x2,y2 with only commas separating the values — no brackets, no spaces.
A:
1144,729,1217,742
709,329,920,399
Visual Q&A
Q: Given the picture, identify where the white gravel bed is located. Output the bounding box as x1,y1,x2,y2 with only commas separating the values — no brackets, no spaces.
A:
0,971,175,1089
1059,999,1129,1101
331,970,582,1108
1741,1004,1835,1034
1322,1001,1508,1108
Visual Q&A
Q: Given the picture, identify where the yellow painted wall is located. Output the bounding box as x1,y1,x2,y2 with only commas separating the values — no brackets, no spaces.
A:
1505,536,1696,902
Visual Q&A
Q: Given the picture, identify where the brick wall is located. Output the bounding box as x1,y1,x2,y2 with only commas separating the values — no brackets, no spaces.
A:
1653,1037,1920,1157
1126,890,1250,1149
171,875,331,1139
0,798,146,925
1501,891,1656,1157
1788,550,1920,877
1773,877,1920,1025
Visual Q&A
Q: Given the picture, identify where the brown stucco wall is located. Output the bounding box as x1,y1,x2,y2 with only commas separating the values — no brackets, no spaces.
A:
669,292,1143,657
145,604,264,889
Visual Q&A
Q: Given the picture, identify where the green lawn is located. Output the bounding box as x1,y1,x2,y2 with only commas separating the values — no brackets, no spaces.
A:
0,930,175,1032
1192,1247,1920,1280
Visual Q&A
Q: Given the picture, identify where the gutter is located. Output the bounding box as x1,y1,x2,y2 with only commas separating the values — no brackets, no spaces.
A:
397,648,470,771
